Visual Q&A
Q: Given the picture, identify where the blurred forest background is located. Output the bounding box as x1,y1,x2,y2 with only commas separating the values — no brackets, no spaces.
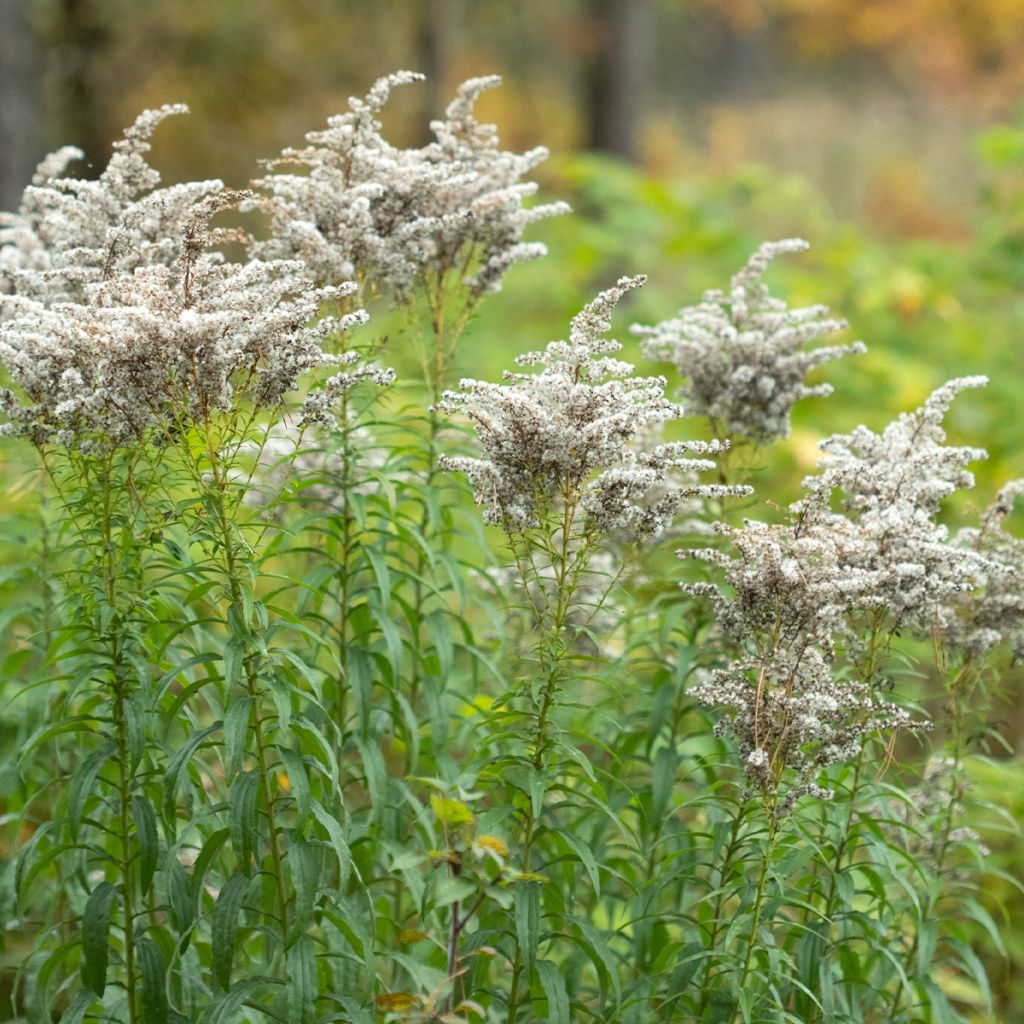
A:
3,0,1024,1017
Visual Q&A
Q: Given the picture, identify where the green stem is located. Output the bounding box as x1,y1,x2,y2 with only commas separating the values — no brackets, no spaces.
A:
696,807,747,1015
737,822,777,998
206,439,291,945
98,455,138,1024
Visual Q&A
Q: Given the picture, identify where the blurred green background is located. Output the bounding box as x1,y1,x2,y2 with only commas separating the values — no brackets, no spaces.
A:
2,0,1024,1018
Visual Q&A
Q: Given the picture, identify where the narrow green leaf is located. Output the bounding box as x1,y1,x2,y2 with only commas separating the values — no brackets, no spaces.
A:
211,873,250,991
162,722,221,829
124,696,146,773
346,646,373,737
229,772,259,874
137,938,169,1024
168,857,194,949
58,989,97,1024
536,959,570,1024
278,746,311,831
132,795,160,896
651,746,677,823
190,828,230,902
287,836,316,948
311,800,353,889
223,695,252,784
223,639,245,690
199,977,281,1024
556,828,600,897
81,881,117,997
514,881,540,980
268,674,292,736
67,742,115,834
287,935,317,1024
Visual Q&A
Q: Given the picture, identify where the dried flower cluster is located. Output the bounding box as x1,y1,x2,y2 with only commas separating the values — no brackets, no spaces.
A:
0,105,221,313
251,73,569,298
0,189,377,448
437,276,748,537
941,480,1024,660
795,375,994,636
687,512,925,813
687,377,990,811
633,239,865,443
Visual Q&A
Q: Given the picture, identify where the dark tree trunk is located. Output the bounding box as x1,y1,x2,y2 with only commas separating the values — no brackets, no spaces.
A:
0,0,42,208
417,0,463,135
586,0,654,162
49,0,110,172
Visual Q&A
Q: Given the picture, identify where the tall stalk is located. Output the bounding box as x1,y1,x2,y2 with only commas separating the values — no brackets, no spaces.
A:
200,427,291,947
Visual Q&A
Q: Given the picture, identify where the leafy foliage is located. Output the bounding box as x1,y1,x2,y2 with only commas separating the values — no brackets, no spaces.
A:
0,74,1021,1024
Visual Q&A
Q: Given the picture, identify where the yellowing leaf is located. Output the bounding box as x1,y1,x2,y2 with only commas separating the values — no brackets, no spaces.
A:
475,834,509,857
375,992,420,1011
431,795,474,826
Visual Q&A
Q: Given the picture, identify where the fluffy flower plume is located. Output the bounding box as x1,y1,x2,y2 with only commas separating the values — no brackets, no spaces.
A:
795,375,993,634
687,508,926,813
685,379,988,810
941,480,1024,660
633,239,865,443
437,275,748,536
251,72,569,297
0,191,380,448
1,105,221,312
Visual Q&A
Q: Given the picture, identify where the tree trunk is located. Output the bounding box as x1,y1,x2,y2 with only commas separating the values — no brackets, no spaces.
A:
586,0,654,162
0,0,42,208
50,0,110,171
417,0,463,136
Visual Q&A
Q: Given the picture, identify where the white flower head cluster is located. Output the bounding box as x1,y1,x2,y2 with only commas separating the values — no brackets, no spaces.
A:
941,480,1024,661
686,379,992,810
795,375,994,635
686,508,927,812
437,275,749,537
1,105,222,313
693,651,922,816
0,191,385,449
633,239,865,443
251,72,569,298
